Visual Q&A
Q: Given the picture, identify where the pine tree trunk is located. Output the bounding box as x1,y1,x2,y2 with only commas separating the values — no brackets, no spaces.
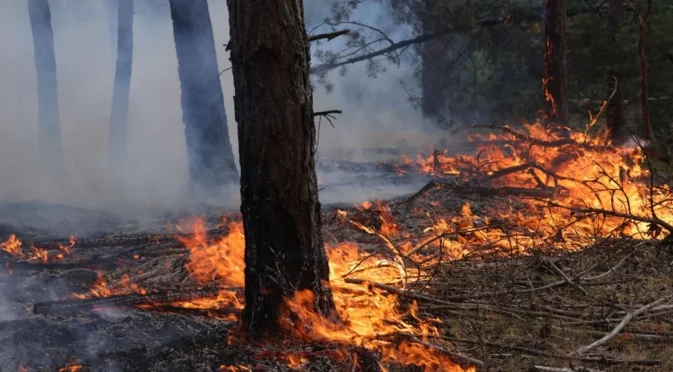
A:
169,0,238,194
28,0,63,172
419,2,449,128
606,0,625,144
543,0,569,127
108,0,134,168
420,42,446,126
227,0,336,336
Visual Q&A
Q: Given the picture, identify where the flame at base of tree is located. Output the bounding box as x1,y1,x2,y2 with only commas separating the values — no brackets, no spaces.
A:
174,122,670,370
11,121,671,371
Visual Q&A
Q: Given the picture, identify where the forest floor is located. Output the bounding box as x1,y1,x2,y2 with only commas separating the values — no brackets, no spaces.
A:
3,123,673,371
319,178,673,372
0,184,672,371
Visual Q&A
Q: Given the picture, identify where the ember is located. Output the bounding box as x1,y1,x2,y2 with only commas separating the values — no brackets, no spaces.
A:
57,363,83,372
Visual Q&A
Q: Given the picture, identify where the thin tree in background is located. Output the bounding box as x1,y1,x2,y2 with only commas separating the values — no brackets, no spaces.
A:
28,0,63,172
168,0,238,195
605,0,625,144
418,2,449,128
542,0,569,127
108,0,134,168
227,0,337,336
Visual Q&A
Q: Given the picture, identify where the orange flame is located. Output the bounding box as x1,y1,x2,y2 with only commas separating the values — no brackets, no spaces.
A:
1,235,22,258
57,364,82,372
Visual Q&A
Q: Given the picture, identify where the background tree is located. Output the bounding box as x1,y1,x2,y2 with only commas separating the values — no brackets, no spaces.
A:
311,0,672,137
605,0,625,143
227,0,336,336
28,0,63,172
543,0,569,127
108,0,134,169
168,0,238,195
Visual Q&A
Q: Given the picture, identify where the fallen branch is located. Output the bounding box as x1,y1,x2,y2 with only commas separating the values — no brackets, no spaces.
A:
409,180,555,201
534,366,602,372
443,336,661,366
33,287,228,315
547,201,673,235
474,125,614,151
347,220,413,286
397,334,484,367
576,295,673,354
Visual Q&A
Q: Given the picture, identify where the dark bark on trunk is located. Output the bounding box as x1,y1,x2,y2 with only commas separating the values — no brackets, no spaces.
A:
606,0,625,144
108,0,134,168
638,0,653,145
419,2,449,128
28,0,63,172
543,0,569,127
227,0,336,337
169,0,238,193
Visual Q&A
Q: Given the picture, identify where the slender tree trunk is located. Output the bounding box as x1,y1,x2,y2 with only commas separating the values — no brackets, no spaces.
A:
227,0,336,336
28,0,63,172
169,0,238,194
419,2,449,128
108,0,134,168
420,42,446,126
606,0,625,144
638,0,653,144
542,0,569,127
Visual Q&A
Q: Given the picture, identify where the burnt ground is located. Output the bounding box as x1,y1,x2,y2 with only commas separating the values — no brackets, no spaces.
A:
0,167,672,371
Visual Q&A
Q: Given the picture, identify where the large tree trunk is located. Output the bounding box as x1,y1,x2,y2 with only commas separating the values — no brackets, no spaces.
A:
227,0,336,336
28,0,63,172
542,0,569,127
169,0,238,194
108,0,134,168
606,0,625,144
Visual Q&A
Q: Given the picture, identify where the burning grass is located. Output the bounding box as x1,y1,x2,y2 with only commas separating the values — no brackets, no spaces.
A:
4,122,673,371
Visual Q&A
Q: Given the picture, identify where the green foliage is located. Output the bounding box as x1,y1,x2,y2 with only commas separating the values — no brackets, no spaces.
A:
314,0,673,132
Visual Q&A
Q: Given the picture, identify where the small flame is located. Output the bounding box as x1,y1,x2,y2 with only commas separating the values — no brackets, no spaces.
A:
57,364,82,372
58,236,77,257
1,235,22,257
219,365,251,372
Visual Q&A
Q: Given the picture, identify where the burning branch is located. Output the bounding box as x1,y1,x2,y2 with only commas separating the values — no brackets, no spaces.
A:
33,287,227,315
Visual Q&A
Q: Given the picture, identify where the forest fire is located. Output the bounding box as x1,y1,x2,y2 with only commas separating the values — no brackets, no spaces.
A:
6,124,672,371
0,234,72,263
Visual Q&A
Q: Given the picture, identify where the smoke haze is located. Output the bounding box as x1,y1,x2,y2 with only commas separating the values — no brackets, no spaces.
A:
0,0,441,218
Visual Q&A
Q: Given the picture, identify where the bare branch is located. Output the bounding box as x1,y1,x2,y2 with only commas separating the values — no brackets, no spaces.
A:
308,29,351,42
576,295,673,354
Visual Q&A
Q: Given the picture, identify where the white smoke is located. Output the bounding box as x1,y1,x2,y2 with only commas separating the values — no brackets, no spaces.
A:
0,0,441,213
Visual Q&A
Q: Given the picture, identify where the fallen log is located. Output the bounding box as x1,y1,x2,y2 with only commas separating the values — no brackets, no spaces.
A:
7,260,119,272
29,227,228,250
142,304,241,318
407,180,555,202
33,287,231,315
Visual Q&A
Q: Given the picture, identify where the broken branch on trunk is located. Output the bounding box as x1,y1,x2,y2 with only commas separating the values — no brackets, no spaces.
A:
308,29,350,42
314,109,342,128
33,287,229,315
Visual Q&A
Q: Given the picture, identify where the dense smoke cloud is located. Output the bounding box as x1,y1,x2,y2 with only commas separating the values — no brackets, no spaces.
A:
0,0,436,215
